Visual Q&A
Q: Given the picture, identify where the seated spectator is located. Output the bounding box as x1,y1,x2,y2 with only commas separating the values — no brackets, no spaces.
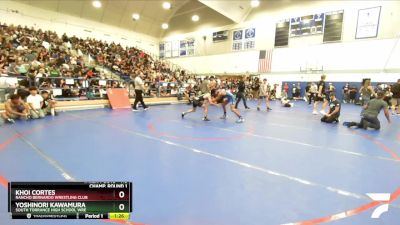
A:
17,60,28,76
2,94,29,123
26,87,45,119
16,83,30,101
41,90,57,116
349,86,358,104
321,93,341,123
49,66,60,77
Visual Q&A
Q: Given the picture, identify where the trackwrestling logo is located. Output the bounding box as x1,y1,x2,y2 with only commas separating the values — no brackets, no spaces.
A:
367,193,391,218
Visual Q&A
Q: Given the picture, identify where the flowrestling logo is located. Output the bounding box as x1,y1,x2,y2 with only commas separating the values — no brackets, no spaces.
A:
367,193,391,218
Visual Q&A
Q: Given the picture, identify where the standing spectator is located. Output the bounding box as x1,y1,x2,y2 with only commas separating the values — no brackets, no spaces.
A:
313,74,329,115
251,78,260,100
342,83,350,103
282,82,289,98
390,79,400,115
235,77,250,109
209,76,217,90
296,82,301,99
309,82,318,105
200,77,210,94
304,82,311,102
257,78,272,111
132,73,148,111
291,83,296,99
359,79,375,106
349,85,358,104
26,87,45,119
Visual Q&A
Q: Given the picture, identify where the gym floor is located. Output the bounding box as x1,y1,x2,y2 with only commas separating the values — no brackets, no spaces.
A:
0,101,399,225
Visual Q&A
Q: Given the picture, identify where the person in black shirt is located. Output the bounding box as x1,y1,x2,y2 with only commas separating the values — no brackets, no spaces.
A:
391,79,400,114
235,77,250,109
313,74,328,115
251,78,260,100
304,82,311,103
349,86,358,104
321,92,341,123
342,83,350,103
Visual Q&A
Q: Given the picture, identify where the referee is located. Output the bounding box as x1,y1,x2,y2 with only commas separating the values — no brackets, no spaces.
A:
132,73,148,111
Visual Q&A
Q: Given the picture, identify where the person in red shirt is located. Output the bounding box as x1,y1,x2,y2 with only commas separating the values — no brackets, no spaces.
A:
283,83,289,98
86,69,94,78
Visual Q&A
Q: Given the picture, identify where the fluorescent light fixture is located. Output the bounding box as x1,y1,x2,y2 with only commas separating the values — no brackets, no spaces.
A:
250,0,260,8
132,13,140,21
92,0,102,8
162,23,169,29
192,15,199,22
162,2,171,9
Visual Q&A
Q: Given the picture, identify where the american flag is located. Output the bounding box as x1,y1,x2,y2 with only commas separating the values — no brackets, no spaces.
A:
258,49,273,73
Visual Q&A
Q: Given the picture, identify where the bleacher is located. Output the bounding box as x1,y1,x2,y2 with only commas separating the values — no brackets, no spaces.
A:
0,22,192,110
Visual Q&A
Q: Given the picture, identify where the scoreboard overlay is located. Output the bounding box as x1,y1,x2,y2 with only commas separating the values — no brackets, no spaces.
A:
8,182,132,220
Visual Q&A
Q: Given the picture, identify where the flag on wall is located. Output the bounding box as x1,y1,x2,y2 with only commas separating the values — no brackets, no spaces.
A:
258,49,273,73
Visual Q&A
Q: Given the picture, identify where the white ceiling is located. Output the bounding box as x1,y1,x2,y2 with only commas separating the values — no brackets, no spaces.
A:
13,0,262,38
198,0,252,24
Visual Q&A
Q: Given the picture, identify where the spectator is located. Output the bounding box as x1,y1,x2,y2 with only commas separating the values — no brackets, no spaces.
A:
200,77,210,94
41,90,57,116
26,87,45,119
359,79,375,106
235,77,250,109
251,78,260,100
342,83,350,103
349,85,358,104
283,82,289,98
391,79,400,115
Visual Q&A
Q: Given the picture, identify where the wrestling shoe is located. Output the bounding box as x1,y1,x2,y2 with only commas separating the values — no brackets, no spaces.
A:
320,110,327,115
202,117,210,121
312,110,318,115
257,107,260,111
236,117,245,123
220,114,227,119
181,112,185,119
343,122,357,128
6,118,15,124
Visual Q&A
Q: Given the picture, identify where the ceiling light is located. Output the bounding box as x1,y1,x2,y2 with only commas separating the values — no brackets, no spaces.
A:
250,0,260,8
192,15,200,22
92,0,102,8
132,13,140,21
162,2,171,10
192,15,199,22
161,23,169,29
